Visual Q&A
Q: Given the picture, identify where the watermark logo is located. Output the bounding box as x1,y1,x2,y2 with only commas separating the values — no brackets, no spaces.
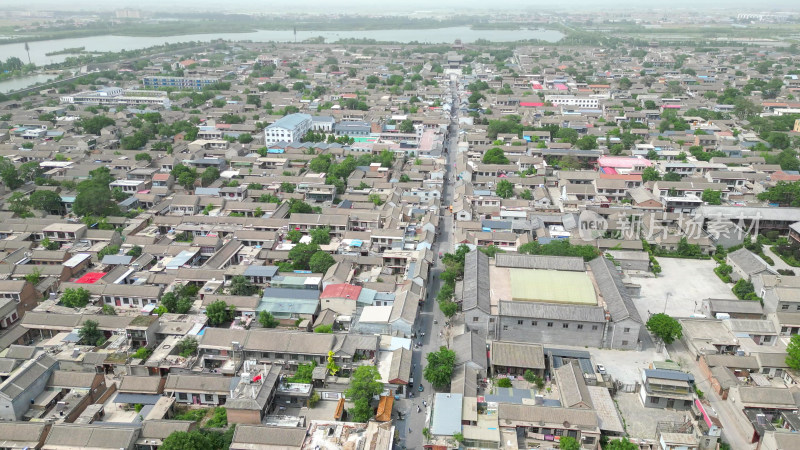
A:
578,210,608,242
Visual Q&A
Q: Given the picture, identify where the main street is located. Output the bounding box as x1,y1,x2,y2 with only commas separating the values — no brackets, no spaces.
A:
398,75,460,450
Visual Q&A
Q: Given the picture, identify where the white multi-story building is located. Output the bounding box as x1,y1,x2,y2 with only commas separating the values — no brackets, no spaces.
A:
544,95,601,109
60,87,170,108
264,113,313,144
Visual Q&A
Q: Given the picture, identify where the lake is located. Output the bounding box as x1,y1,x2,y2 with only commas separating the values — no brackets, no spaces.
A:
0,73,56,94
0,27,563,67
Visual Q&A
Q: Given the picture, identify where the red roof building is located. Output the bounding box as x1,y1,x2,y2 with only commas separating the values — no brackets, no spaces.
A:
320,283,362,300
75,272,107,284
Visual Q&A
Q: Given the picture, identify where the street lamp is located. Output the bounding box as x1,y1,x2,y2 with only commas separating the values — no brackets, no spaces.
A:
663,292,671,314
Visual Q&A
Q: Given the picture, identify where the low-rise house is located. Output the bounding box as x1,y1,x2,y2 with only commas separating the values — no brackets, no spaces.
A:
164,373,235,406
42,423,140,450
489,340,546,378
726,248,776,282
639,368,695,410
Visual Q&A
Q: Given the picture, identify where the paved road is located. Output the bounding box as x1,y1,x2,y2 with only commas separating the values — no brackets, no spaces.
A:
398,76,459,450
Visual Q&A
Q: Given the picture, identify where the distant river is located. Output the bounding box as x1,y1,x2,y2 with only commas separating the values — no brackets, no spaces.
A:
0,27,564,67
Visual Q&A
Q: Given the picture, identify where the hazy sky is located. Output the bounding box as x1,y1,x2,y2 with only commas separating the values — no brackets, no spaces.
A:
6,0,800,13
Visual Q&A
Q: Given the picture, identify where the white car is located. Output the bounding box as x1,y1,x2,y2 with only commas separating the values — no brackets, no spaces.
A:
596,364,606,375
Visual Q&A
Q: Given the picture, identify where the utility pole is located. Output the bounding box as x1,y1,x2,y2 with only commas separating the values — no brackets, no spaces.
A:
24,42,31,65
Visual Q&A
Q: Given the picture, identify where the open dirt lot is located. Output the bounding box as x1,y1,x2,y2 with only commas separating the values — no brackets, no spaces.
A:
632,258,734,320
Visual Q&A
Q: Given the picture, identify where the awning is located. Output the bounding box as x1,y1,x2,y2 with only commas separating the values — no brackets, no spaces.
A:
113,393,163,405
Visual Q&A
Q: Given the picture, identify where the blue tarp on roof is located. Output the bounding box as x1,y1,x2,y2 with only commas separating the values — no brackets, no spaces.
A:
350,239,363,247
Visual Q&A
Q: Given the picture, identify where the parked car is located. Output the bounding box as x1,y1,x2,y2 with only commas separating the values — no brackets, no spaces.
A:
418,384,424,392
596,364,606,375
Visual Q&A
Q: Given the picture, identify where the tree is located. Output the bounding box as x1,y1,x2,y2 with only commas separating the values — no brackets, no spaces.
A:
287,199,314,215
663,172,682,182
314,324,333,333
310,227,331,245
97,244,120,259
555,127,579,144
606,438,639,450
135,152,152,163
287,229,302,244
205,300,233,326
159,430,229,450
161,292,179,313
7,192,31,218
258,310,280,328
289,362,317,383
178,337,198,357
424,346,456,390
786,335,800,370
74,167,119,217
558,436,580,450
77,115,115,135
482,147,509,164
346,366,383,422
201,167,220,187
288,243,320,270
646,313,683,344
439,300,458,318
230,275,259,296
309,251,336,274
641,167,661,182
618,77,633,89
0,157,23,190
496,378,512,388
78,320,103,345
575,135,598,150
702,189,722,205
61,287,90,308
495,179,514,199
280,182,295,193
399,119,414,133
127,245,143,257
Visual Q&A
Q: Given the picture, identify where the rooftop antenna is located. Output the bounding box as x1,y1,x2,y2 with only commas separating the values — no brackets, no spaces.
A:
294,27,297,44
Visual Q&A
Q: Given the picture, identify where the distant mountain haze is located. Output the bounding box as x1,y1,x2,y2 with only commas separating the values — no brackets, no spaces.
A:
5,0,799,13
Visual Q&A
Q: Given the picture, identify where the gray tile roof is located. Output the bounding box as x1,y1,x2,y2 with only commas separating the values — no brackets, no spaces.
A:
555,360,593,409
490,341,545,370
589,257,642,324
461,250,491,313
452,331,487,370
499,300,606,322
495,253,585,271
727,248,770,276
230,424,307,447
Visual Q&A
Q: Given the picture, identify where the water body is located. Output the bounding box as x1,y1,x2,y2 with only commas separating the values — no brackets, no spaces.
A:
0,73,56,93
0,27,563,67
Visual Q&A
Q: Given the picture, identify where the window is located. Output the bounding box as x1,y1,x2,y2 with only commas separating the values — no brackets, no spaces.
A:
489,318,495,323
624,327,631,333
592,325,598,330
473,316,479,322
783,305,791,310
622,340,629,346
650,397,660,404
577,324,583,330
763,336,772,342
554,429,564,436
503,325,508,331
547,322,554,327
178,393,188,400
204,394,214,402
531,321,538,326
518,320,523,325
562,323,569,329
